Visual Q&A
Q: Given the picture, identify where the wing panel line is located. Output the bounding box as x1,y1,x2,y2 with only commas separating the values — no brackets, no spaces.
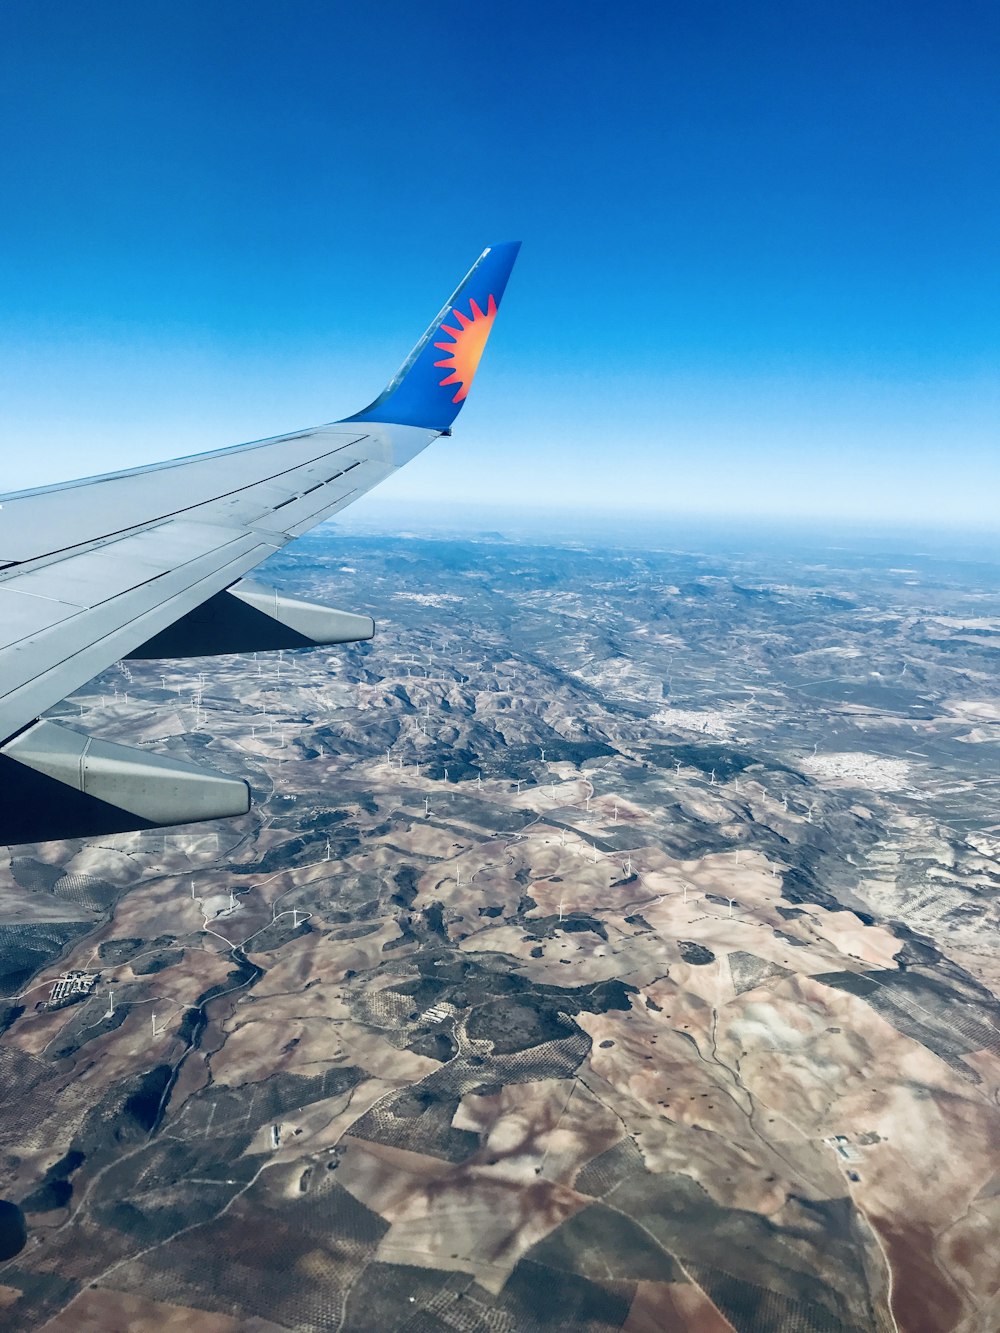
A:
0,435,371,566
0,538,281,743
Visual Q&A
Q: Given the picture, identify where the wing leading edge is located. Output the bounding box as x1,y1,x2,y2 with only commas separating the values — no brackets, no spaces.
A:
0,243,521,845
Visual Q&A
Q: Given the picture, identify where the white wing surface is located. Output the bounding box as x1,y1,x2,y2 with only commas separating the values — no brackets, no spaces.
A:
0,242,520,843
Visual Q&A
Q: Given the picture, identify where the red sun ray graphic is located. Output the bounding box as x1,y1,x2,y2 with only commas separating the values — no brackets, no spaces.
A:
433,294,498,403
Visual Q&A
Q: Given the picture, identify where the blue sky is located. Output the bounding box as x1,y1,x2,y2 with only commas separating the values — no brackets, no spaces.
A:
1,2,998,528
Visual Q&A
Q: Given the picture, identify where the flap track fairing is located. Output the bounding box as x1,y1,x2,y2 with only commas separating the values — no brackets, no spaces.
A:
127,579,374,660
0,720,250,843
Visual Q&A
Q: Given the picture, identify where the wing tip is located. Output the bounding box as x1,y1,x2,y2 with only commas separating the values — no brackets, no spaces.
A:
344,242,521,431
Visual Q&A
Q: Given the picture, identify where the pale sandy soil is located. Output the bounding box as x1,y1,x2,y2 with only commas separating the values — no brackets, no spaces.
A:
649,706,737,737
942,698,1000,723
801,751,913,791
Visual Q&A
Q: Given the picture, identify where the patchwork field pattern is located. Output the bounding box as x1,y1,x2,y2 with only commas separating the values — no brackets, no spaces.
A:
1,527,998,1332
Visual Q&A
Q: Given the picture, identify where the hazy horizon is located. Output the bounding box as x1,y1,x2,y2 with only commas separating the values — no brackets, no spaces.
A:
320,497,1000,566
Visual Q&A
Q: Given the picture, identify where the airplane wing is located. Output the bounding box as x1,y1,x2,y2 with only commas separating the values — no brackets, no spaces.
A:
0,241,521,844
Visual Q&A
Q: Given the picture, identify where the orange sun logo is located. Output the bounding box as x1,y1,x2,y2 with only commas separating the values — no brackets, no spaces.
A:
433,294,498,403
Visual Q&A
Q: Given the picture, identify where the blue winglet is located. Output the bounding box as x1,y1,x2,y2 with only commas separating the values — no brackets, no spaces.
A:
344,242,521,431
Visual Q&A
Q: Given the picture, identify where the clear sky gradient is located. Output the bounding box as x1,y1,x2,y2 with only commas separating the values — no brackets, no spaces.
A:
1,2,997,529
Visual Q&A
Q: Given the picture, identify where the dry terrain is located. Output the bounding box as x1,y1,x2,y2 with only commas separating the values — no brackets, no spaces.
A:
0,525,998,1332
